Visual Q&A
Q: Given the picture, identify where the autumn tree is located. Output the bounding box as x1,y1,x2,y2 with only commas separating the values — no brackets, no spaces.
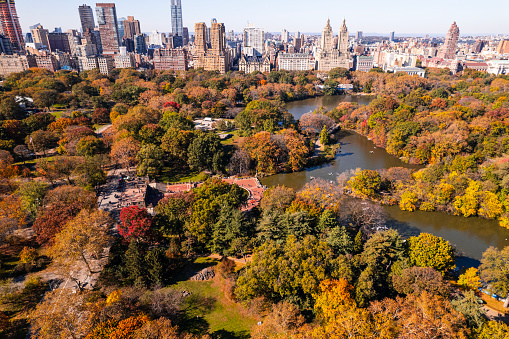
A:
260,185,296,212
347,169,383,199
51,209,113,289
458,267,482,290
30,289,96,339
110,136,141,172
136,144,164,177
392,266,450,297
33,185,96,244
118,205,154,243
478,246,509,308
477,321,509,339
15,181,48,218
408,233,455,275
251,302,305,339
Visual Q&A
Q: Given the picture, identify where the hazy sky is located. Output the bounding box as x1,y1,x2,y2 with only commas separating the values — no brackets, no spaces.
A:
17,0,509,36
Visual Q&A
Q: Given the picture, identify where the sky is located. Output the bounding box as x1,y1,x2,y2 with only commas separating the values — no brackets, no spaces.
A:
16,0,509,36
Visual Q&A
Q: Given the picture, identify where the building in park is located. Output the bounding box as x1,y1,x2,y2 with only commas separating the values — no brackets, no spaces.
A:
316,18,350,71
95,3,121,54
239,55,270,73
277,53,315,71
123,16,141,40
194,21,231,74
79,4,95,32
0,0,24,52
243,24,264,57
439,21,460,60
0,54,36,77
153,47,187,71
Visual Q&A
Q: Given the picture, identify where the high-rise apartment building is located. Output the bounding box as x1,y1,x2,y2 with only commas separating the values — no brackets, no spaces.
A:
170,0,183,37
281,29,289,43
123,16,141,40
356,31,363,40
390,31,395,42
243,24,264,57
440,21,460,60
79,4,95,32
31,24,49,48
95,3,120,54
0,0,24,52
194,21,231,74
182,27,189,45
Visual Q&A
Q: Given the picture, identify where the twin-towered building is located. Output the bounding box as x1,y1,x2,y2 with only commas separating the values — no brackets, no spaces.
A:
316,18,350,71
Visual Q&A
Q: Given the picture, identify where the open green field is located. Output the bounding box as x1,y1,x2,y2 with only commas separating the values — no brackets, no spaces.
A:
170,257,257,338
156,168,209,184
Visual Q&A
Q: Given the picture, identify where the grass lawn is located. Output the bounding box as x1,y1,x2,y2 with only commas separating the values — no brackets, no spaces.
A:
49,111,63,119
13,156,55,166
220,130,243,146
156,167,209,184
171,258,257,338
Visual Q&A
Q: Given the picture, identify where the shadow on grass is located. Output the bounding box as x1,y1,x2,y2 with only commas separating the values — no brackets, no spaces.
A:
178,294,217,335
210,329,251,339
170,257,219,283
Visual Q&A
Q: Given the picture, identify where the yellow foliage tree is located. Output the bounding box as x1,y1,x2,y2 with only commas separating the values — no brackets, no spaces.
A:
458,267,481,290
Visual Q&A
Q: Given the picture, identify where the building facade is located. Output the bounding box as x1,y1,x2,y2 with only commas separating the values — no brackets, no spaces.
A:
95,3,120,54
355,55,374,72
239,55,270,73
97,55,114,75
35,53,59,72
153,47,187,71
277,53,315,71
0,0,24,52
0,54,36,76
243,25,264,57
487,60,509,75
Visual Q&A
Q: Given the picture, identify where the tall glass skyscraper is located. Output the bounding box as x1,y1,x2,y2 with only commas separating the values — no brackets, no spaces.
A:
170,0,183,38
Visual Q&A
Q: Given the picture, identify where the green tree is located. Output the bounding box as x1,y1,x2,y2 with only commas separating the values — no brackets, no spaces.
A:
326,226,353,255
136,144,164,177
122,240,146,287
476,321,509,339
212,202,247,256
16,181,48,218
320,125,331,146
408,233,455,275
187,132,225,173
76,136,105,157
235,235,339,308
451,291,486,329
478,246,509,308
0,97,24,120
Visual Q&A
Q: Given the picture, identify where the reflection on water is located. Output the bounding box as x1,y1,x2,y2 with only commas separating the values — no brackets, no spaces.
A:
259,95,509,261
286,94,374,120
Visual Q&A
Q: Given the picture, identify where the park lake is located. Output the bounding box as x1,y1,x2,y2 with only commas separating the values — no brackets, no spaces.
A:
261,95,509,263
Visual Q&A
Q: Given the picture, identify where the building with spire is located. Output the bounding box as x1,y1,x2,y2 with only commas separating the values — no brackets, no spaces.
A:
0,0,24,52
317,18,350,71
439,21,459,60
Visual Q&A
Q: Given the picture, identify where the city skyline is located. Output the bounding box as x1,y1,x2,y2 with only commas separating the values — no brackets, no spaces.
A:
15,0,509,36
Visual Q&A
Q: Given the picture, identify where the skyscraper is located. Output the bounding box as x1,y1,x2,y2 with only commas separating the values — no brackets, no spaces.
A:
79,4,95,32
356,31,363,40
440,21,460,60
0,0,24,52
194,22,207,55
95,3,120,54
243,24,264,57
118,17,126,40
170,0,183,37
123,16,141,40
320,19,334,52
338,19,349,54
390,31,395,42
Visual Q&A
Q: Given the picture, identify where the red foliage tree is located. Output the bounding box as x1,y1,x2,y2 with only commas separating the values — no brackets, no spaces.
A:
118,205,154,242
163,101,180,111
92,108,110,124
33,185,96,245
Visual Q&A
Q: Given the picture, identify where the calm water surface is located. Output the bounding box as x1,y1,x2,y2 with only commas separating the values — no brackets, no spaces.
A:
261,95,509,261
